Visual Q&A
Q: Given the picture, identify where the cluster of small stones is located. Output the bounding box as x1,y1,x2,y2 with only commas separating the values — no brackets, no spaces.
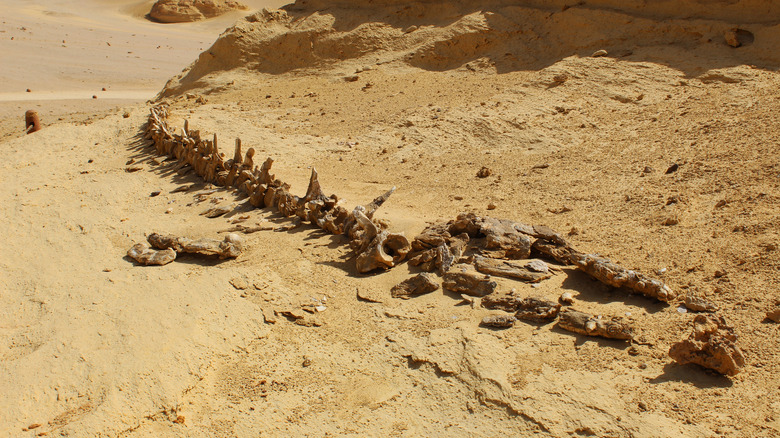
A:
145,104,411,273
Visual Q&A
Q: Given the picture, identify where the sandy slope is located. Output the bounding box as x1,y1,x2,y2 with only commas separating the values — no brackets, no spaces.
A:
1,0,780,437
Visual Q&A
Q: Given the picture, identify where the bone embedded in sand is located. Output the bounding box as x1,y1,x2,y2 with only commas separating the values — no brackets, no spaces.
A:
442,263,497,297
571,253,675,302
473,256,552,283
25,110,41,134
391,273,440,299
480,314,517,328
668,314,745,376
514,297,561,323
127,242,177,266
557,308,633,340
147,232,243,259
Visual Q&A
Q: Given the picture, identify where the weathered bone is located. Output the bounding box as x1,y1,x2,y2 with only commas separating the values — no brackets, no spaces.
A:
557,308,633,340
127,242,176,266
474,256,552,283
571,253,675,302
391,273,439,299
669,314,745,376
514,297,561,322
25,110,41,134
225,138,242,187
147,232,243,259
480,314,517,328
442,264,497,297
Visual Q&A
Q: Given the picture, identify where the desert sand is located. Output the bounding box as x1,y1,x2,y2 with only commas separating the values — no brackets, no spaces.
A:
1,0,779,436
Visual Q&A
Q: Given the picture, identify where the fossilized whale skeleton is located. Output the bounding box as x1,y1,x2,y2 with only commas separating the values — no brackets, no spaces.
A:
143,104,675,303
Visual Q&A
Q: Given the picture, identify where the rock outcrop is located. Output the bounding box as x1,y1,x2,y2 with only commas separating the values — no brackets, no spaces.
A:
149,0,248,23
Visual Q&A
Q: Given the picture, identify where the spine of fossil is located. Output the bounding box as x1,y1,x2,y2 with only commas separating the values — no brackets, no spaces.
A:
144,104,409,274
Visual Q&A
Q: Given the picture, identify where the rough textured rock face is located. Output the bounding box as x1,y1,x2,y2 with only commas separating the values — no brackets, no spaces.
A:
150,0,248,23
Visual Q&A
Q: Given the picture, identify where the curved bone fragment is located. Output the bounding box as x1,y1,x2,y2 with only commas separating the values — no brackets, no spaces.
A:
147,232,243,259
558,308,633,340
127,242,177,266
669,314,745,376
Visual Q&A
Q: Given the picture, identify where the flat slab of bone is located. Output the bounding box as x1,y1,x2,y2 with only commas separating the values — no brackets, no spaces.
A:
127,242,176,266
557,308,633,340
442,264,497,297
515,297,561,322
668,314,745,376
391,273,439,299
480,314,516,329
684,293,718,312
474,256,552,283
147,232,243,259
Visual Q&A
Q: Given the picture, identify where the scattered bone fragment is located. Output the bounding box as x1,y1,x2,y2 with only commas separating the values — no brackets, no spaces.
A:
571,253,675,302
171,184,196,193
147,232,243,259
127,242,177,266
515,297,561,323
766,307,780,323
480,314,516,329
669,315,745,376
473,256,552,282
684,293,718,313
559,291,574,305
201,204,233,218
25,110,41,133
220,224,274,234
391,273,439,299
481,291,525,313
558,308,633,340
442,264,497,297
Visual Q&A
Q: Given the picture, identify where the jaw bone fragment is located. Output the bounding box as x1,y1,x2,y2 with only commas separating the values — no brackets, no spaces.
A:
147,232,243,259
557,308,633,340
127,242,176,266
